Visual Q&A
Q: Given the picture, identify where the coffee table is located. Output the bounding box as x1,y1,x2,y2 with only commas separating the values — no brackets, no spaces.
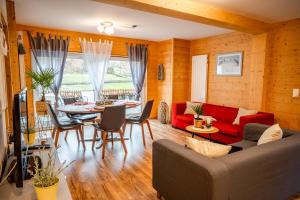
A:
185,125,219,141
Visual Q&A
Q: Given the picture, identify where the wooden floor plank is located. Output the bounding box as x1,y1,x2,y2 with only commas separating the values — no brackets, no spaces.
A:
56,119,191,200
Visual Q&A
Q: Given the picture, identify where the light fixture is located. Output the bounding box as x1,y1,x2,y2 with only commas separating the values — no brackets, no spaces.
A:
97,21,115,35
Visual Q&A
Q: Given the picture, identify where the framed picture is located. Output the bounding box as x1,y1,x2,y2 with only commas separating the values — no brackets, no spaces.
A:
216,52,243,76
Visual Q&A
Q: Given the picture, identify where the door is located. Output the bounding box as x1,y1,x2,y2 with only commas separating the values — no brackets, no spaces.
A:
191,55,208,102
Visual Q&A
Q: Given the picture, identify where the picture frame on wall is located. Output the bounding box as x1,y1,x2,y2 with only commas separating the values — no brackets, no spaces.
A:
216,52,243,76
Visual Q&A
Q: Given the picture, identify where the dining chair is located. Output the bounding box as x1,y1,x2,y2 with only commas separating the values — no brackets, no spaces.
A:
60,96,98,140
123,100,154,146
46,103,86,149
92,105,127,159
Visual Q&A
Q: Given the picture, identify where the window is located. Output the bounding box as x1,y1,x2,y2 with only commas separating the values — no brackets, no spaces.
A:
61,53,92,91
103,57,134,90
60,53,135,101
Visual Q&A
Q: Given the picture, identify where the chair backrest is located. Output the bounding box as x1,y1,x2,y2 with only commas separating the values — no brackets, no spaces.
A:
140,100,154,122
46,103,60,128
100,104,126,132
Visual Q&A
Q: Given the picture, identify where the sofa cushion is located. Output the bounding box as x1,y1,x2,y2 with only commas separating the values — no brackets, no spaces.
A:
202,103,238,123
231,140,257,149
176,114,194,124
185,137,232,158
213,121,240,137
257,124,283,145
233,108,257,125
184,101,202,115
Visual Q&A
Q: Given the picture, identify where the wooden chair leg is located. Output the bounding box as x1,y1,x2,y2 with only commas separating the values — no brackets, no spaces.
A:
111,132,114,147
78,127,86,149
64,130,69,140
146,120,154,140
52,128,56,139
119,129,127,154
76,130,80,142
123,122,127,133
141,123,146,146
130,123,133,138
54,128,60,147
92,128,97,149
102,131,108,159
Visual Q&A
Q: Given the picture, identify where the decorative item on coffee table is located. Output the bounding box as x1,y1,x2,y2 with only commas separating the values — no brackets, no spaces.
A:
191,105,203,128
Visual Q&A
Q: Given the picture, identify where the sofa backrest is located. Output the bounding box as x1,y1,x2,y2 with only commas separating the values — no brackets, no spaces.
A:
220,133,300,200
202,103,238,123
244,123,295,141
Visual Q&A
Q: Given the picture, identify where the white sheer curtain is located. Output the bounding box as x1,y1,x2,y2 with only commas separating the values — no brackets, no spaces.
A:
79,38,113,101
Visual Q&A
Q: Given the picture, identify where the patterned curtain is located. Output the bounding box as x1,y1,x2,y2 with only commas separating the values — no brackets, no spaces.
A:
28,32,69,109
127,43,148,100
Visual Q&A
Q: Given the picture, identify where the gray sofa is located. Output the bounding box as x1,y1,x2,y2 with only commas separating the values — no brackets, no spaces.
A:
152,123,300,200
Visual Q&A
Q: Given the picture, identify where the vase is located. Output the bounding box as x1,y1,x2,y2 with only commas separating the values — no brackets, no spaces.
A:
35,178,59,200
194,119,203,128
23,132,36,145
158,100,168,124
36,100,50,116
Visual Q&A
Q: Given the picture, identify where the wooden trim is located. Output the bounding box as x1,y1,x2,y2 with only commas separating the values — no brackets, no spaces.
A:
93,0,272,34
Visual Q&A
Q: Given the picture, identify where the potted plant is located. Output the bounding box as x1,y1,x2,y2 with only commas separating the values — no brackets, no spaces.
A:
31,149,74,200
23,127,36,145
26,68,55,114
192,105,203,128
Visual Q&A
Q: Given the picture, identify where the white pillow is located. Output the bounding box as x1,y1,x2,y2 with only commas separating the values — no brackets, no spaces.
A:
185,137,232,158
184,101,202,115
233,108,257,125
257,124,283,145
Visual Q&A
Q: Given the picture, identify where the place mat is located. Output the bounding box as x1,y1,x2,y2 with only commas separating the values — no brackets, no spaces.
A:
73,102,91,105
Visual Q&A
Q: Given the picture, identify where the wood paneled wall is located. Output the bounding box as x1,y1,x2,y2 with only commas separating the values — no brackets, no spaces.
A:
263,19,300,130
11,21,300,131
157,39,173,110
172,39,191,103
190,32,254,108
156,39,190,120
5,0,20,134
190,20,300,131
16,25,159,118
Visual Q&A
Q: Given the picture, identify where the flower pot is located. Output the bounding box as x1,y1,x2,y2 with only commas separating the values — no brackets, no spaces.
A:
36,100,50,116
194,119,203,128
23,132,36,145
35,178,59,200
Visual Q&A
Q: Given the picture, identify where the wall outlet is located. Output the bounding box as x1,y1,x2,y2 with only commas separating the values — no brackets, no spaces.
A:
292,88,299,98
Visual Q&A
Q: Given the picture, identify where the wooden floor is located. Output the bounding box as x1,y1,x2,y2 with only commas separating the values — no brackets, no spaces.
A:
56,120,191,200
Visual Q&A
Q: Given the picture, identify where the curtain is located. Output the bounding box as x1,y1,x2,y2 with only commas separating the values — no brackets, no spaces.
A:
127,44,148,100
28,32,69,109
79,38,113,101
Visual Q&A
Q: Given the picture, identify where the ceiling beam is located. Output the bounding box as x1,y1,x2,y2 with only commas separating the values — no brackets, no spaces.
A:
92,0,272,34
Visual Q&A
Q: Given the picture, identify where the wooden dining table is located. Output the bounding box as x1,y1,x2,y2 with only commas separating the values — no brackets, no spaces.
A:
57,100,141,146
57,100,141,115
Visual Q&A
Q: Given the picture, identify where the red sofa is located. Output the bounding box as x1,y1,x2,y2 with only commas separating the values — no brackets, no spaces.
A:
172,102,274,144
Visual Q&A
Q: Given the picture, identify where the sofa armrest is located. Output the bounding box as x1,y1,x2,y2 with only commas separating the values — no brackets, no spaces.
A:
172,102,186,115
171,102,186,124
239,113,274,134
152,139,229,200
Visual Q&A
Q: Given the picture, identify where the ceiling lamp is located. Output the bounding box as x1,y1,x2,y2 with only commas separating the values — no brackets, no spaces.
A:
97,21,115,35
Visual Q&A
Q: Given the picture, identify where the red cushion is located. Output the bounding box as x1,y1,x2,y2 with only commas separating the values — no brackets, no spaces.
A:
175,114,194,124
213,121,239,137
203,103,238,123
